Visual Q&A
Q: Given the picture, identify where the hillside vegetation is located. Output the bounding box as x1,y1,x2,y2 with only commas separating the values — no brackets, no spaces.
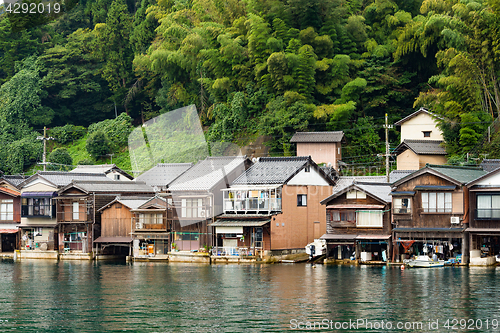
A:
0,0,499,174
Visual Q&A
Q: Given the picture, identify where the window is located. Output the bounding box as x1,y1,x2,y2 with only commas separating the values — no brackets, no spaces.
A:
139,213,163,224
331,211,355,223
21,197,53,217
346,190,366,199
181,198,204,218
73,201,79,220
477,195,500,219
0,199,13,220
423,131,431,137
356,211,383,227
393,198,411,214
421,192,452,213
297,194,307,206
304,165,310,172
114,174,120,180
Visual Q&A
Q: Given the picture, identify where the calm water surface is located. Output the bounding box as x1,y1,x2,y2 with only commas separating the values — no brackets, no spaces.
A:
0,260,499,332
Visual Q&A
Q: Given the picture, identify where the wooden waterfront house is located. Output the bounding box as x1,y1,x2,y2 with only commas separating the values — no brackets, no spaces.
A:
391,164,487,263
394,108,447,170
18,172,108,252
320,181,392,262
55,180,154,255
213,156,334,256
167,156,251,251
95,196,152,256
465,167,500,265
130,196,170,257
290,132,345,170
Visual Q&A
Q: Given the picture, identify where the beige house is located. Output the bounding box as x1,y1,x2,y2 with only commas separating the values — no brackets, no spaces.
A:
290,131,345,169
394,108,446,170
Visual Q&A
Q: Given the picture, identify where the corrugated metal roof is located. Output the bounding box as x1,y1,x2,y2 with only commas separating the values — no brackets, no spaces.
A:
290,131,344,143
394,140,447,155
169,156,248,191
135,163,193,187
232,156,309,185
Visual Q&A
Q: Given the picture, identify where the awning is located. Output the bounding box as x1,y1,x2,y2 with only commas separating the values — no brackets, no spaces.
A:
392,227,463,233
209,219,270,227
326,204,384,209
466,228,500,234
0,229,18,234
413,185,456,191
18,224,56,228
320,234,357,241
356,234,391,240
94,237,132,243
21,192,57,198
390,191,415,196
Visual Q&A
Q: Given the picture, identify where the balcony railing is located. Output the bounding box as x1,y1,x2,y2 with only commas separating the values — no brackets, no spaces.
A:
393,208,411,214
476,209,500,219
223,198,281,214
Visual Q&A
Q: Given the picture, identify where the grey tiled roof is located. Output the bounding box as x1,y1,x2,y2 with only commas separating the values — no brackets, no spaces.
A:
97,196,153,211
71,164,134,180
389,170,416,183
21,171,109,188
135,163,193,188
290,131,344,143
2,175,29,188
394,139,446,155
332,176,386,194
232,156,309,185
480,159,500,172
169,156,248,191
356,183,392,203
62,180,155,194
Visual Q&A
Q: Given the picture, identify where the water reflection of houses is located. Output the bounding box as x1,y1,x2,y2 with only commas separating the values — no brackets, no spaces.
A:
391,164,487,264
320,181,392,263
212,156,334,258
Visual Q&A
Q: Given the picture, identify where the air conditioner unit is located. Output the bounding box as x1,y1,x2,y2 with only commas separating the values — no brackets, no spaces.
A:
450,216,460,224
199,210,206,218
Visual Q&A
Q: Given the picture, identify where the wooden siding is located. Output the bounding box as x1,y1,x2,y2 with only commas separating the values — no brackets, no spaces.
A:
100,203,132,237
0,193,21,223
324,192,391,236
393,173,464,229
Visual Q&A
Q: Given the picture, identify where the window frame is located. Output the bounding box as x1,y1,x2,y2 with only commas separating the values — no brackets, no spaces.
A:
297,194,307,207
0,199,14,221
421,192,452,213
21,197,54,218
393,197,411,214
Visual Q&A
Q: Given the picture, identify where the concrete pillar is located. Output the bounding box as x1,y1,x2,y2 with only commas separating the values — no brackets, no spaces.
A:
462,231,469,264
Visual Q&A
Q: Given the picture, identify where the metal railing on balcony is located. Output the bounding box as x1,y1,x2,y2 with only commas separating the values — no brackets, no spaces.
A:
223,198,281,214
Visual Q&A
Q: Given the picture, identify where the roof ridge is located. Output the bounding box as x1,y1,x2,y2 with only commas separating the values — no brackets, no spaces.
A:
427,164,483,171
404,139,444,143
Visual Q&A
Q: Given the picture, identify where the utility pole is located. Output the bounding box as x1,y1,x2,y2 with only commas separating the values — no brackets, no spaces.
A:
384,114,393,182
36,126,55,171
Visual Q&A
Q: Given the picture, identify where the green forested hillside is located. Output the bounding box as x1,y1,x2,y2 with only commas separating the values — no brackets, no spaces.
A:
0,0,498,174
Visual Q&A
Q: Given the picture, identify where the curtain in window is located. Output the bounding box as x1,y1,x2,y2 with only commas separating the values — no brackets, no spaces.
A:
478,195,492,218
331,211,340,222
492,195,500,218
356,211,383,227
422,193,428,212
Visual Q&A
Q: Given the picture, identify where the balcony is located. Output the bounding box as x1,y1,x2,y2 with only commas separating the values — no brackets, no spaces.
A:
222,187,282,215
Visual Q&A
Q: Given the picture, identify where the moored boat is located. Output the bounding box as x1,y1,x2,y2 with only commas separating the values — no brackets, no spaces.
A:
405,255,445,268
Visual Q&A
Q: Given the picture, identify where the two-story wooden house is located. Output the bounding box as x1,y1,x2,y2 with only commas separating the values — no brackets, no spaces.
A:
320,182,392,262
18,171,109,254
167,156,251,251
212,156,334,256
391,164,487,263
55,180,154,256
466,167,500,265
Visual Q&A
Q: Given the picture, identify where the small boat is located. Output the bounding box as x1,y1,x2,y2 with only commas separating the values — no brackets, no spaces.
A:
404,255,445,268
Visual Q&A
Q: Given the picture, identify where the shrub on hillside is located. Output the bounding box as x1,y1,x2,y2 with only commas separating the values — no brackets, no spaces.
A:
88,113,133,150
86,130,111,158
49,125,87,144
